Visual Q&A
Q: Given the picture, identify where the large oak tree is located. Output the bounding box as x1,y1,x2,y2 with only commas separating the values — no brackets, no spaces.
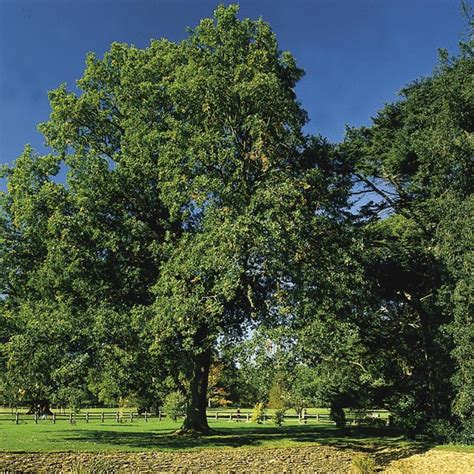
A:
0,5,346,433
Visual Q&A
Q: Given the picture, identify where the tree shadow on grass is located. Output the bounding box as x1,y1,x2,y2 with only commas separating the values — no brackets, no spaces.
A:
62,424,434,467
63,429,259,450
370,440,435,470
288,426,434,469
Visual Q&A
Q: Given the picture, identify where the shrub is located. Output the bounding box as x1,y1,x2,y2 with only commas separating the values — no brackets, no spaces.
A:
118,394,139,408
162,391,186,422
251,401,266,424
273,408,286,427
457,417,474,445
426,419,459,443
351,454,376,474
389,394,427,436
267,376,286,409
427,417,474,445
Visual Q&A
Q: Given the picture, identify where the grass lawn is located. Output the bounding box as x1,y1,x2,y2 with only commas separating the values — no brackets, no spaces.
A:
1,418,472,474
0,418,423,453
434,444,474,453
0,408,470,457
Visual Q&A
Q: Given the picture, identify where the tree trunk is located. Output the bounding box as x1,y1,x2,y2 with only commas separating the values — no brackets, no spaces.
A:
403,291,449,420
26,399,54,416
178,333,213,435
330,403,346,428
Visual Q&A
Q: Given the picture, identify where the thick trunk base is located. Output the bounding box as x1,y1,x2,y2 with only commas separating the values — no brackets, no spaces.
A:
174,426,215,436
177,330,213,436
175,410,214,435
177,402,213,436
26,400,54,416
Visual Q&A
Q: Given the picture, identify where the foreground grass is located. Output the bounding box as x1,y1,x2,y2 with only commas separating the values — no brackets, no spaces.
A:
0,418,420,453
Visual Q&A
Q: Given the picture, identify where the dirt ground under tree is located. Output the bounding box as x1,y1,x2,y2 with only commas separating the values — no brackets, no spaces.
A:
0,445,473,473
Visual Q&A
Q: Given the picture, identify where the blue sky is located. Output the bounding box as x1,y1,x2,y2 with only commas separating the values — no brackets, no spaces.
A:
0,0,467,185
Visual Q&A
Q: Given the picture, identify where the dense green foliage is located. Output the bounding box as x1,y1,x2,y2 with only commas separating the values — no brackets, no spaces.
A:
162,391,187,422
343,35,473,435
0,4,471,440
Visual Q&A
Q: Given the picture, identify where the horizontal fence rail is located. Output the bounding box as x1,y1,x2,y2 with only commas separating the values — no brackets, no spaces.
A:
0,409,390,426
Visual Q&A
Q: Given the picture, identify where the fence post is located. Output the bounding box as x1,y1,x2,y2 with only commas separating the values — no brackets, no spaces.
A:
229,413,232,422
130,412,133,423
246,413,249,422
116,412,120,423
159,411,162,421
101,412,105,423
303,411,307,424
316,414,319,423
15,412,19,425
263,413,266,424
69,413,73,424
86,412,89,423
34,412,38,424
53,413,56,424
215,412,218,421
145,411,148,423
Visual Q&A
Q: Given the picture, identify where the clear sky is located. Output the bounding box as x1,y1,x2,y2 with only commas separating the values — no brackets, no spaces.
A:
0,0,467,185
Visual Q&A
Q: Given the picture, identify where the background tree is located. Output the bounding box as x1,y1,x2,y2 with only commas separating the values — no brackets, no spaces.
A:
0,35,174,412
342,28,473,433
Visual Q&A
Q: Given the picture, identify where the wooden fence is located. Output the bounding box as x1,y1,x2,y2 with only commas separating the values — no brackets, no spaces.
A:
0,409,389,426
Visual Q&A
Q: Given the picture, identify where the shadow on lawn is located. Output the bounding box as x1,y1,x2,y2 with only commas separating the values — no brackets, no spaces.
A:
62,424,434,466
286,426,434,468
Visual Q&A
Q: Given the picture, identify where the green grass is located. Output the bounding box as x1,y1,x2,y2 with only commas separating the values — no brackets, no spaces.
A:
434,444,474,453
0,418,413,453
